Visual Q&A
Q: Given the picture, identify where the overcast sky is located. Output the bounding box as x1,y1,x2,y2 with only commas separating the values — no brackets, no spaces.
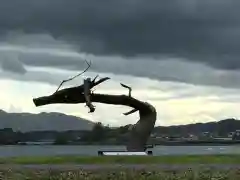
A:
0,0,240,126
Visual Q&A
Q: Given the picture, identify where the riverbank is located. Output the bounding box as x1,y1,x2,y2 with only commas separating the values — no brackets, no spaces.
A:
17,140,240,146
0,154,239,164
153,140,240,146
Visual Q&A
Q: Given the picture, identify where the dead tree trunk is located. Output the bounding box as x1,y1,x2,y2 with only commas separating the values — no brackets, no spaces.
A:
33,78,156,151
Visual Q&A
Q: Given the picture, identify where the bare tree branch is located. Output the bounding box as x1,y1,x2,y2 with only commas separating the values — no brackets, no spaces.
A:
33,91,157,151
120,83,132,97
54,59,91,94
33,91,152,115
93,77,110,87
92,75,99,83
33,77,157,152
120,83,139,115
84,78,95,113
123,108,138,116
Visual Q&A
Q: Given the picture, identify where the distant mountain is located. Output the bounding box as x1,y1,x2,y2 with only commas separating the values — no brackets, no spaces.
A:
0,110,94,132
1,108,239,135
153,118,240,136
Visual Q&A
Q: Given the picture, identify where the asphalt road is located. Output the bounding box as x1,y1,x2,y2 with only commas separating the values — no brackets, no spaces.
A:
0,164,239,171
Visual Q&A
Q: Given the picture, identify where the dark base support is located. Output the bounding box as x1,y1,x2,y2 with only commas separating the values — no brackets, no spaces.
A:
98,150,153,156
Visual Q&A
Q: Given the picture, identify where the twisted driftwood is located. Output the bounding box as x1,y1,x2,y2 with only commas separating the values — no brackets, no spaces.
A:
33,61,156,151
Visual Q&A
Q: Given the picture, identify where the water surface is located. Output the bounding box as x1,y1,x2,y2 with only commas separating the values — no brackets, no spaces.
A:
0,145,239,157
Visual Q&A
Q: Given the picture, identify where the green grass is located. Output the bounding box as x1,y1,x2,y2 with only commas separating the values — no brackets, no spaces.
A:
0,168,239,180
0,154,239,164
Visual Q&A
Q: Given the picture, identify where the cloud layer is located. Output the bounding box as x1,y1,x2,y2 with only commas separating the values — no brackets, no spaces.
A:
1,1,240,126
1,43,240,89
0,0,240,70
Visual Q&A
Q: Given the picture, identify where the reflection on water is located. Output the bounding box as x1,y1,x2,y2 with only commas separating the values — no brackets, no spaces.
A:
0,145,239,157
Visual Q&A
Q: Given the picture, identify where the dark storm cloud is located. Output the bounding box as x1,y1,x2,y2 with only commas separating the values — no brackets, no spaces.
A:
18,53,86,70
0,53,26,74
0,0,240,70
0,59,26,74
17,53,240,89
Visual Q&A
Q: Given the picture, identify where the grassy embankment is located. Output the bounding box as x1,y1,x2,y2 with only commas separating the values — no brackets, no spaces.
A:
0,168,239,180
0,155,239,179
0,154,239,164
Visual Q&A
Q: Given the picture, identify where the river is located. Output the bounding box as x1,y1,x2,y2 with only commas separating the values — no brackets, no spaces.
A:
0,145,239,157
